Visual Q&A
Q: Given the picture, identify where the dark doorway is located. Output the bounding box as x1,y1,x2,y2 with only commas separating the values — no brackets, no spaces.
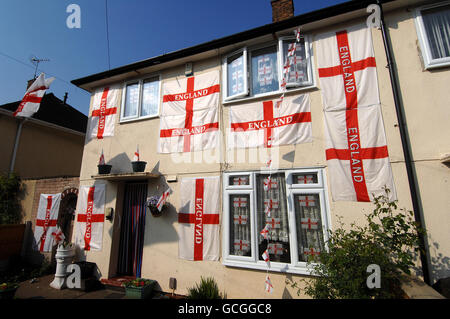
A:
117,183,148,278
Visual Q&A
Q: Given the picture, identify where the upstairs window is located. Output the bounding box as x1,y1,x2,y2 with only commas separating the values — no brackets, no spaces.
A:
121,75,161,122
222,34,313,102
415,1,450,69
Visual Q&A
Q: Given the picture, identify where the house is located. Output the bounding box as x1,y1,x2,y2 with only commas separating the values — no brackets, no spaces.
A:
71,0,450,298
0,90,87,263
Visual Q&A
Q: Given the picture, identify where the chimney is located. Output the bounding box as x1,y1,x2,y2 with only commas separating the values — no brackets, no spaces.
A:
63,92,68,104
271,0,294,23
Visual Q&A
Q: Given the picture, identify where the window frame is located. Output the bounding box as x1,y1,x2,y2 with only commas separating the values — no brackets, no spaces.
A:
120,74,161,123
222,168,331,275
414,1,450,70
222,47,249,102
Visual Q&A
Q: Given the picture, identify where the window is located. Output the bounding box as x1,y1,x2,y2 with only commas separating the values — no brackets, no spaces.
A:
223,168,331,275
415,1,450,69
121,75,161,121
222,35,313,102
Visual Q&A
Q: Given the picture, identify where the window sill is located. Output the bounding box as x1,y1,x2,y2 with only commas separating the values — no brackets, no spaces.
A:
222,85,317,106
222,259,320,276
424,60,450,71
119,114,159,124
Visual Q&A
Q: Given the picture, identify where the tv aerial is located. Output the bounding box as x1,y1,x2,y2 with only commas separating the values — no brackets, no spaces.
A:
29,55,50,79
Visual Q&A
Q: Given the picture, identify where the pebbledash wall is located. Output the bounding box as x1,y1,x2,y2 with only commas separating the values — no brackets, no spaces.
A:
75,3,450,298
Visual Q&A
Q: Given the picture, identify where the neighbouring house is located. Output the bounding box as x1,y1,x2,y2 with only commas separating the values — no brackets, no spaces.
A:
70,0,450,298
0,90,87,264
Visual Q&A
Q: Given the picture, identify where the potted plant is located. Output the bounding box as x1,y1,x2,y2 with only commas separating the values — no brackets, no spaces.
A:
146,196,167,217
131,145,146,172
98,149,112,174
0,282,19,299
123,278,157,299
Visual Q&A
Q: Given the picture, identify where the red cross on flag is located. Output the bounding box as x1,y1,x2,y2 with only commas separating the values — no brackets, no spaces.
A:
266,218,281,229
316,25,397,202
88,85,120,140
265,275,274,294
51,226,65,246
262,249,270,265
233,197,247,208
232,176,248,185
303,247,321,257
13,73,54,118
233,214,248,225
74,184,106,251
156,188,172,212
178,176,220,261
34,193,61,252
263,177,278,192
260,224,271,239
298,195,316,207
297,175,314,184
264,199,279,210
99,149,105,165
300,218,319,230
233,239,250,252
159,71,220,153
229,94,312,149
268,243,284,255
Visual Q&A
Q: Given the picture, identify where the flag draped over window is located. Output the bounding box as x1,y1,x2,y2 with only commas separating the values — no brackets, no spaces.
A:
178,176,220,261
74,184,106,251
228,94,312,149
316,24,397,202
34,193,61,252
87,85,120,139
159,71,220,153
13,73,54,118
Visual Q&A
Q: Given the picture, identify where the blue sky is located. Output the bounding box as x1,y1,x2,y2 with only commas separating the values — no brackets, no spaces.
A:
0,0,348,115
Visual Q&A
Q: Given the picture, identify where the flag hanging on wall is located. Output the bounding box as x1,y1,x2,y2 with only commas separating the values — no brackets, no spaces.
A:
87,85,120,140
316,24,397,202
178,176,220,261
34,193,61,252
74,184,106,251
228,94,312,149
13,73,54,118
158,71,220,153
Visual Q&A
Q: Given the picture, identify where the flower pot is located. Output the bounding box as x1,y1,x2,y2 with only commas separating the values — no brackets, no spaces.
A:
125,280,157,299
131,161,147,172
98,164,112,175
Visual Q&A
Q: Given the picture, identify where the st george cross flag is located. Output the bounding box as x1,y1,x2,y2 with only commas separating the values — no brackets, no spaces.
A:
265,275,274,294
159,71,220,153
99,149,105,165
74,184,106,251
13,73,54,118
133,145,140,161
87,85,120,140
228,94,312,149
156,187,172,212
178,176,220,261
316,25,396,202
34,193,61,252
52,226,65,246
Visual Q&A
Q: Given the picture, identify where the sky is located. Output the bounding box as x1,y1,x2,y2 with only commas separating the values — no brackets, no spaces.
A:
0,0,349,116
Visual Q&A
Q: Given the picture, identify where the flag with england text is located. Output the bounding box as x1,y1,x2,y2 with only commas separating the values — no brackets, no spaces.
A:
316,24,396,202
159,71,220,153
87,85,120,139
34,193,61,252
13,73,54,118
228,94,312,149
74,184,106,251
178,176,220,261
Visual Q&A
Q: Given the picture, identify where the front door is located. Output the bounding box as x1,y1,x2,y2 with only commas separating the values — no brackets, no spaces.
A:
117,182,148,277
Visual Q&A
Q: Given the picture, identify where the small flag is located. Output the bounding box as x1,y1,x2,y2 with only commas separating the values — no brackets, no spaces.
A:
295,27,301,42
265,275,274,294
260,224,271,239
51,226,65,246
133,145,140,161
156,188,172,212
99,149,105,165
263,177,278,192
262,249,270,265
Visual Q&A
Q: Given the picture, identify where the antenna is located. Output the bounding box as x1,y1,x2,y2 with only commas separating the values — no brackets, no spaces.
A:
29,55,50,79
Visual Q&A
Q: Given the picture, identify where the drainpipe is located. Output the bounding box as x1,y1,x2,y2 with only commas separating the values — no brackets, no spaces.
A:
9,117,26,175
376,0,430,285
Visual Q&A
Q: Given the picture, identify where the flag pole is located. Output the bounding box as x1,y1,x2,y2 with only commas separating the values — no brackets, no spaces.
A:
9,117,26,175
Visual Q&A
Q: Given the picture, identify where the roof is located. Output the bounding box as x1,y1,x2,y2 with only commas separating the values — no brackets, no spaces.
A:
0,93,88,134
71,0,406,89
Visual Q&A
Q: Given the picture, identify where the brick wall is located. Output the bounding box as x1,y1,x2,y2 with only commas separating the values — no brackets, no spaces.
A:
271,0,294,23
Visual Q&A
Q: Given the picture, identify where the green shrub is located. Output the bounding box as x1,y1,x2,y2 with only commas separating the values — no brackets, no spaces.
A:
288,188,424,299
187,276,226,299
0,173,22,225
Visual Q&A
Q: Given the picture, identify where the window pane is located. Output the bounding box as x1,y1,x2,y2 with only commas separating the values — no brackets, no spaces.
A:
229,175,250,186
294,194,325,262
282,38,309,84
141,78,159,117
422,5,450,60
227,53,245,97
230,194,251,257
293,173,318,185
257,173,290,263
251,46,279,95
124,83,139,118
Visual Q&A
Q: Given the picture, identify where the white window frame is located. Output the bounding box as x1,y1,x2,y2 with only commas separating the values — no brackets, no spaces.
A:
414,1,450,70
222,33,315,104
120,74,161,123
222,168,331,275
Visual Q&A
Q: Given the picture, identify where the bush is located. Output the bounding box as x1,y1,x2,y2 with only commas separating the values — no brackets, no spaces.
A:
187,276,226,299
0,173,22,225
288,188,424,299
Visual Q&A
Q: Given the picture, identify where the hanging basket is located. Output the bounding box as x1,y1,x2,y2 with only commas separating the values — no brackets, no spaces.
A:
149,205,163,217
131,161,147,172
98,164,112,175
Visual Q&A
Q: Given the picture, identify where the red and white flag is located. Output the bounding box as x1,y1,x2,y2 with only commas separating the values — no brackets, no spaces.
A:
233,197,248,208
51,226,65,246
300,218,319,230
87,85,120,140
178,176,220,261
262,249,270,265
74,184,106,251
34,193,61,252
234,239,250,252
13,73,54,118
316,25,397,202
298,195,316,207
159,71,220,153
260,224,271,239
265,275,274,294
99,149,105,165
156,188,172,212
268,243,284,255
263,177,278,191
133,145,140,161
229,94,312,149
233,214,248,225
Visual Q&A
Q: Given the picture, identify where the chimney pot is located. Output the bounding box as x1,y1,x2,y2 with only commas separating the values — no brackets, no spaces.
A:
271,0,295,23
26,79,35,90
